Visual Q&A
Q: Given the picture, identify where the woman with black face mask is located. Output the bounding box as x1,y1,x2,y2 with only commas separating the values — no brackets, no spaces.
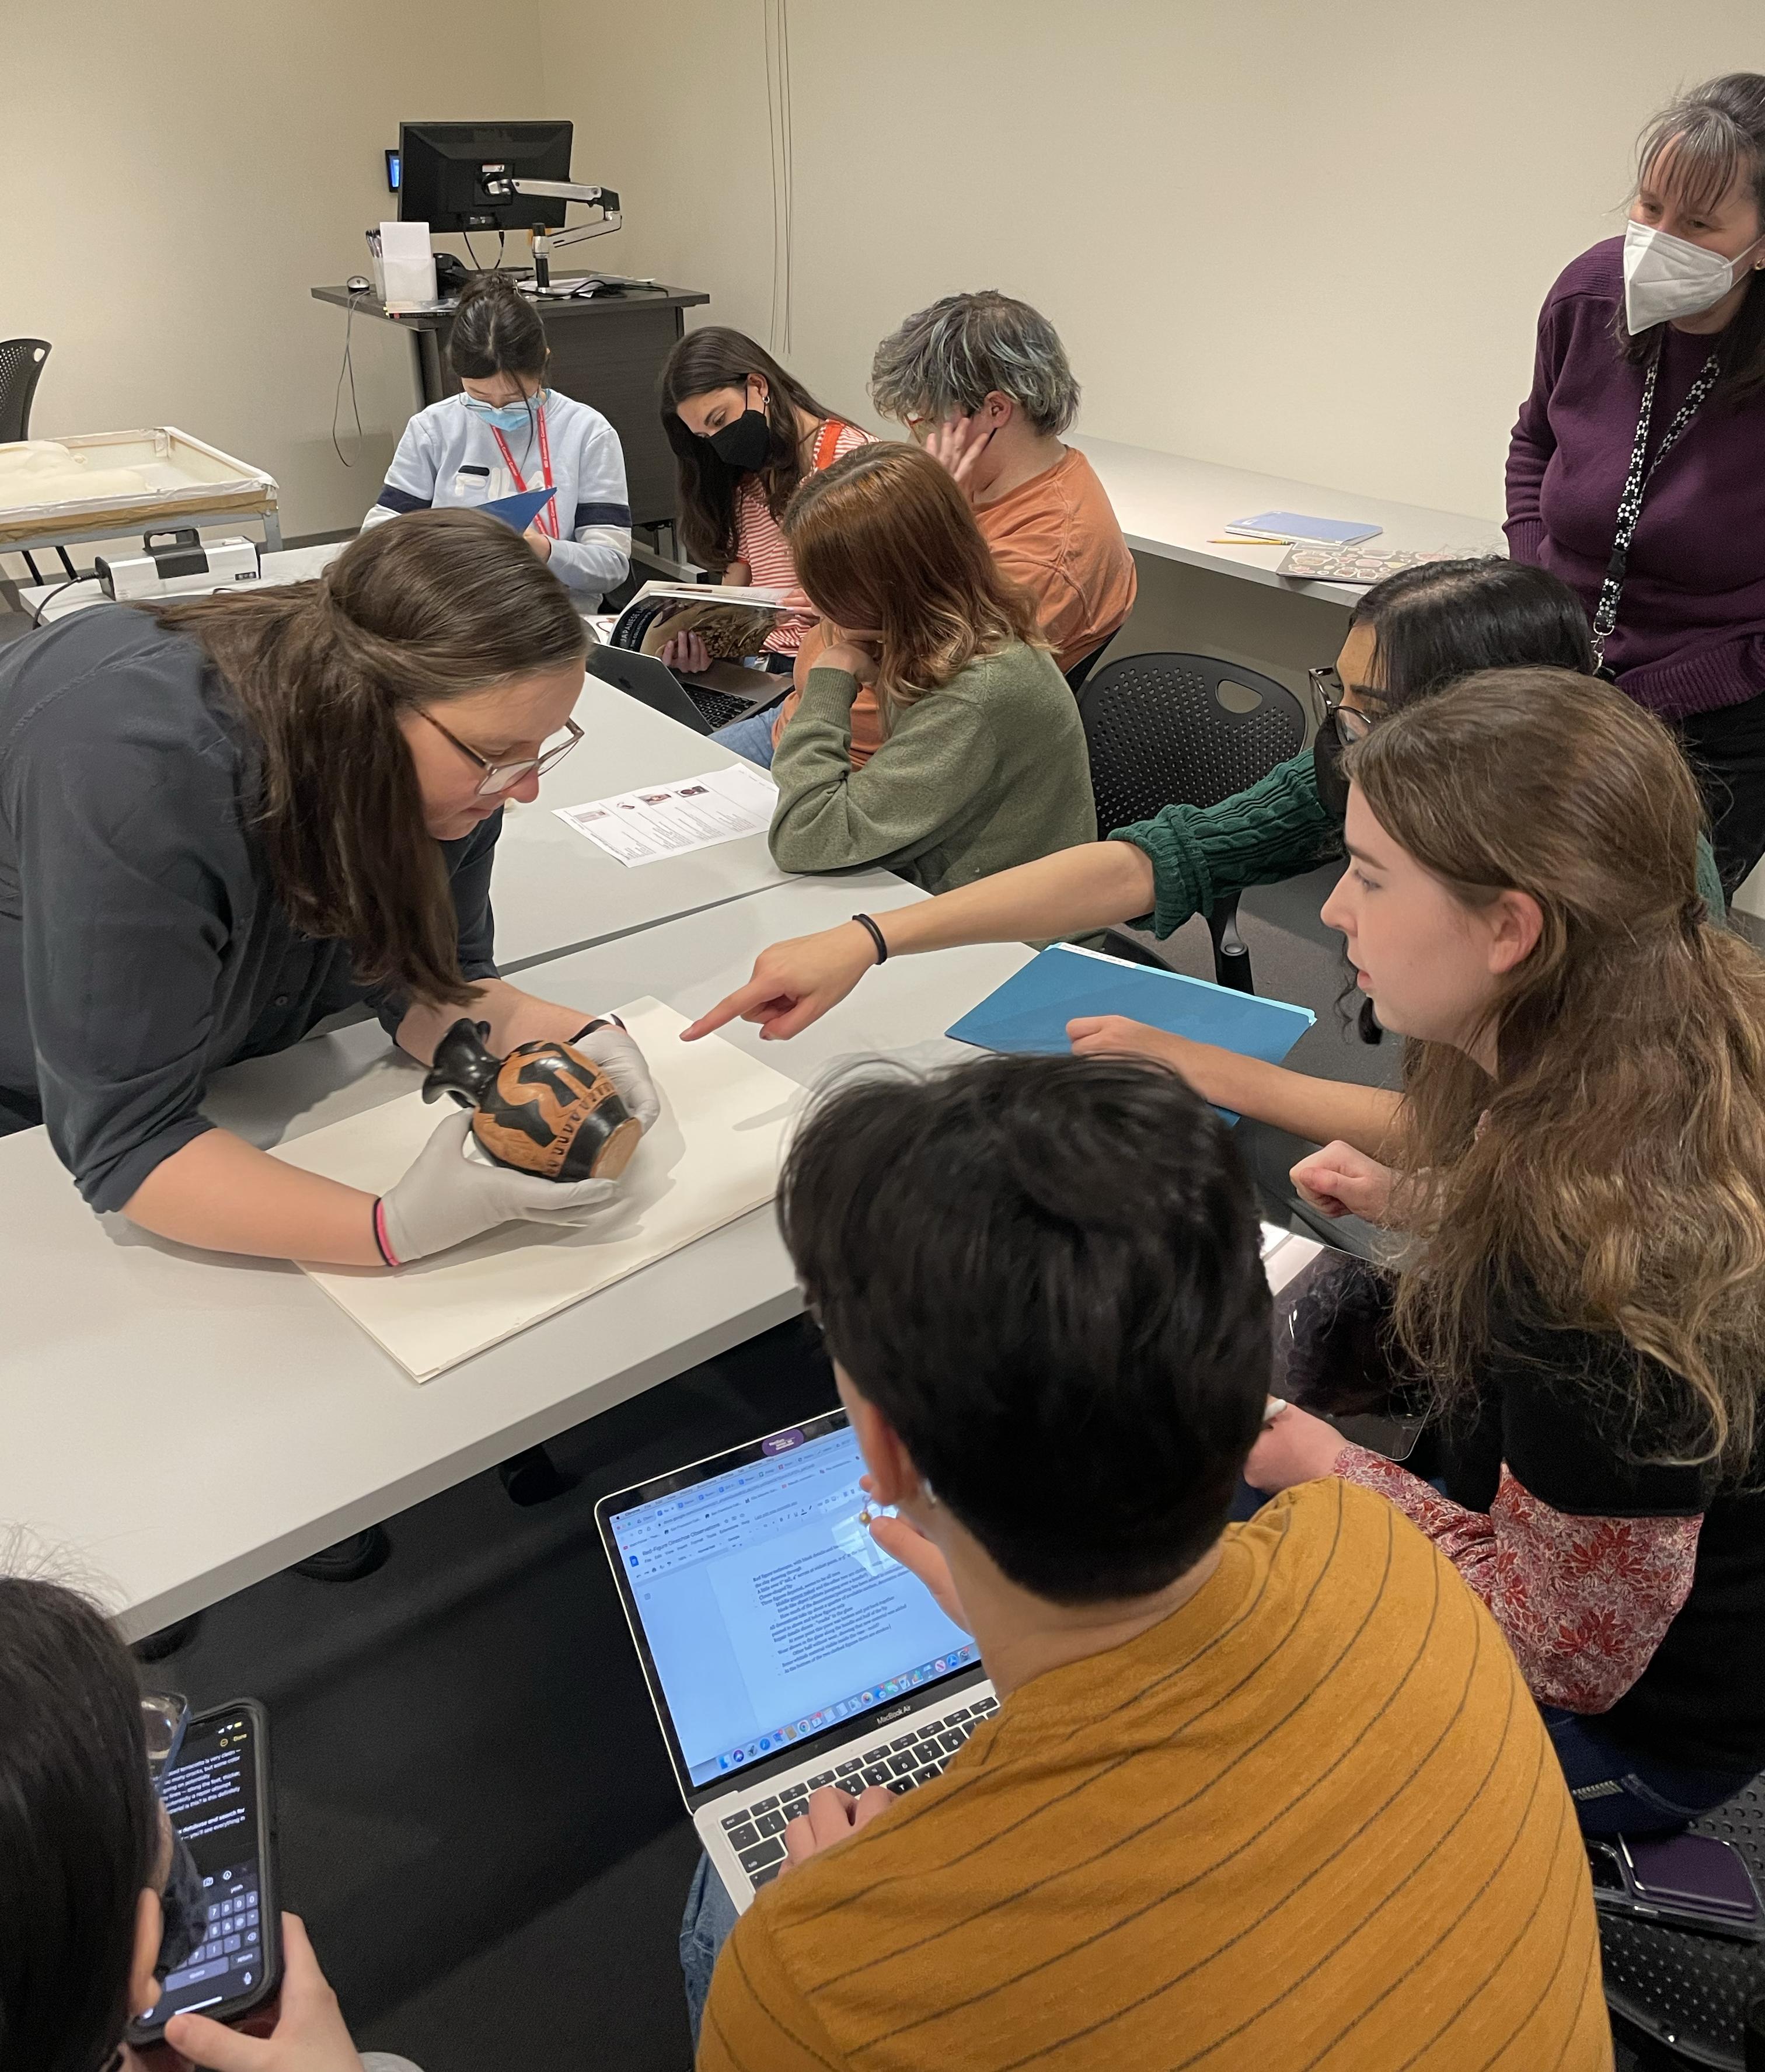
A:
658,328,873,764
0,1573,418,2072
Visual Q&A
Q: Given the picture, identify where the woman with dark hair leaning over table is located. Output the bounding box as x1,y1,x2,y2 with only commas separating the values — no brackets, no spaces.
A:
0,511,661,1563
1508,71,1765,893
0,509,657,1255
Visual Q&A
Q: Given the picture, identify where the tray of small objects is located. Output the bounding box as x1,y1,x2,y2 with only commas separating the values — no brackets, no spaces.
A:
1277,544,1462,586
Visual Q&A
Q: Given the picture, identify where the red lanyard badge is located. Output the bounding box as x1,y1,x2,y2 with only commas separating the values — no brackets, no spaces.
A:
490,401,559,538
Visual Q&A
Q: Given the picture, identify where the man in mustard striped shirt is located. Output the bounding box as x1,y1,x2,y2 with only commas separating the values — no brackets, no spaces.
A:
685,1053,1610,2072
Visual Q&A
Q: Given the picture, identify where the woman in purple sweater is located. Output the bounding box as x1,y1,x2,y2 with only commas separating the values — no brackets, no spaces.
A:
1508,72,1765,892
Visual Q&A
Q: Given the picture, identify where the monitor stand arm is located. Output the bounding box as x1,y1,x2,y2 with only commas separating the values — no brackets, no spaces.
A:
500,179,623,290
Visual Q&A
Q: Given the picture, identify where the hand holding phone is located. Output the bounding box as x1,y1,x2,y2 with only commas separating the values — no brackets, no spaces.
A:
163,1915,364,2071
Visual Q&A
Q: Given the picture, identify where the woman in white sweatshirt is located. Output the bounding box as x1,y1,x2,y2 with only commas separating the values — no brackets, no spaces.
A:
363,274,631,604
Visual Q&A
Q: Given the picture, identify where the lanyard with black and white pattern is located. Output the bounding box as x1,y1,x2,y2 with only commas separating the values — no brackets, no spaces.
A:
1591,344,1721,670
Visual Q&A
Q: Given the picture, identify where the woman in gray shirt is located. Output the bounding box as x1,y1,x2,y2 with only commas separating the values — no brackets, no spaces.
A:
0,509,657,1269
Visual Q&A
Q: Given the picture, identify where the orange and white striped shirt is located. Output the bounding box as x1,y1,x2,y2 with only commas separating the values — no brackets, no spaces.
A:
734,419,874,652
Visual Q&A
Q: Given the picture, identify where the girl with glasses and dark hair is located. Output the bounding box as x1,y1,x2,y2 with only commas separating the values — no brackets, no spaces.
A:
0,508,659,1273
362,274,632,605
684,556,1722,1060
0,1571,416,2072
1508,72,1765,894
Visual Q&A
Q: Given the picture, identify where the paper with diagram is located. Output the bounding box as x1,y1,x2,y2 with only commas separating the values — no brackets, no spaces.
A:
271,998,797,1383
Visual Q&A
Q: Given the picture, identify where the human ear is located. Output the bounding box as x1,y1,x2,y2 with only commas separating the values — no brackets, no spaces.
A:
835,1370,922,1507
981,391,1013,427
129,1886,164,2019
1485,888,1543,976
748,374,770,412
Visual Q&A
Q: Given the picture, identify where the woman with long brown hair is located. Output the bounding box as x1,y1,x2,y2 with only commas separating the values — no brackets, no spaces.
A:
0,508,658,1272
657,326,873,743
761,443,1096,894
1239,667,1765,1831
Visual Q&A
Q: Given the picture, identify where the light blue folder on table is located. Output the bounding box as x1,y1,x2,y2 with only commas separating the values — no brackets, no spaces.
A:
945,944,1316,1123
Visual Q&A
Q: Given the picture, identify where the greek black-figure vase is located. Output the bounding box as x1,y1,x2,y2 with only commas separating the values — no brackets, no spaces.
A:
422,1019,642,1182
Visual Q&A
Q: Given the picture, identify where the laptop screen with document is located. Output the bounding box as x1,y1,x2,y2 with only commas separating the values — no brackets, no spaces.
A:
599,1412,978,1794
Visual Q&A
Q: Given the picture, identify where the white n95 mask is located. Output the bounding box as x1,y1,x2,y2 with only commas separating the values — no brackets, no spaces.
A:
1623,218,1765,335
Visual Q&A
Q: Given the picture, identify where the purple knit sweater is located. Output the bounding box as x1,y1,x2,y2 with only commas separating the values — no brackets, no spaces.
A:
1505,236,1765,718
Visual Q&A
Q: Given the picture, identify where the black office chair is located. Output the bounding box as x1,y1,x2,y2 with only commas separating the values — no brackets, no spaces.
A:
1062,636,1115,696
1600,1777,1765,2070
1077,652,1308,993
0,337,78,588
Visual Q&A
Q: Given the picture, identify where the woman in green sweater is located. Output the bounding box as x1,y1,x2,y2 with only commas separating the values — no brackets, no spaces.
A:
764,442,1096,894
686,558,1725,1068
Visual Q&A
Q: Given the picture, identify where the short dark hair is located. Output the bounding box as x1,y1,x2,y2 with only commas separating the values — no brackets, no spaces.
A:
0,1576,160,2072
1349,557,1592,709
778,1054,1272,1604
447,273,550,380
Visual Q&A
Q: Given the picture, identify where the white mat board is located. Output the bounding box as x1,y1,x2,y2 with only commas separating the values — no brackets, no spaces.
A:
271,999,797,1383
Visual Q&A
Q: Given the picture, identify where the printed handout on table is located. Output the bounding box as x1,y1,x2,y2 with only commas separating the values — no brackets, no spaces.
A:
555,762,778,867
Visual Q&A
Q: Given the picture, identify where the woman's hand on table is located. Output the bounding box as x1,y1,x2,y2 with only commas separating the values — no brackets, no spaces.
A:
1243,1403,1351,1495
1066,1015,1241,1105
658,630,711,674
681,922,880,1043
1290,1140,1395,1223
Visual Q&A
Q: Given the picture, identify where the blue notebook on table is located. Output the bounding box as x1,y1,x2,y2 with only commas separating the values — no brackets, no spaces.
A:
480,486,557,534
945,944,1316,1123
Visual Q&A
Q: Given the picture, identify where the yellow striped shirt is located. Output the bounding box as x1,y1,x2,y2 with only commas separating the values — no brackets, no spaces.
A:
698,1478,1610,2072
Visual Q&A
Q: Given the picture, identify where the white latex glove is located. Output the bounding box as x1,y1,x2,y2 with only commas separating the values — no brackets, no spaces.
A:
378,1110,622,1265
569,1017,662,1131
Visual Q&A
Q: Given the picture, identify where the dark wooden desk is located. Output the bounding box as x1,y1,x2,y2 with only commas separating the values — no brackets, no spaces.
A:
311,282,709,529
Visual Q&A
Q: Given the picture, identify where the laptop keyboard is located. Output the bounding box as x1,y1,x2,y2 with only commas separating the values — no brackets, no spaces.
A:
718,1696,999,1889
688,686,764,730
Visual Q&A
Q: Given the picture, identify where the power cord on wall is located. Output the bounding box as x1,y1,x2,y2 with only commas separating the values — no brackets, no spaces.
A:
331,287,367,468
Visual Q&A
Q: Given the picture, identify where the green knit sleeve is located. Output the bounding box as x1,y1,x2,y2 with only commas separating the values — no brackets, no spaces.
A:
1695,834,1727,924
1105,750,1342,940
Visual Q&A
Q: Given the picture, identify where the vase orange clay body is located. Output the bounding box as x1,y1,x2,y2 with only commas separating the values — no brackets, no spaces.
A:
421,1019,642,1182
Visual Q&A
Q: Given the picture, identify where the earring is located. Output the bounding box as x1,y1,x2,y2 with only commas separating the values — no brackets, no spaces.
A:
922,1479,939,1507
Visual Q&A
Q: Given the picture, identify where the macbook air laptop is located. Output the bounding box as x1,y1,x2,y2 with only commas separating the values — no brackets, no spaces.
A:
598,1409,993,1913
585,643,786,737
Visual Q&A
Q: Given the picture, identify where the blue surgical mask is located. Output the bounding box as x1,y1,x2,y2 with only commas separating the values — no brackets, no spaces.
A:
462,389,543,433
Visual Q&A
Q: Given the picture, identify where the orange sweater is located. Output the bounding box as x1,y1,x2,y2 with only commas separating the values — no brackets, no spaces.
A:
697,1479,1610,2072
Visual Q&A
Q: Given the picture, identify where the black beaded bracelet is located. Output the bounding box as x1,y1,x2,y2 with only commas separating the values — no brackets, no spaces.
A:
851,913,889,966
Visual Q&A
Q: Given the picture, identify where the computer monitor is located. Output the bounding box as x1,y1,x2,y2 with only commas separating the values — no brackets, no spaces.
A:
397,121,574,232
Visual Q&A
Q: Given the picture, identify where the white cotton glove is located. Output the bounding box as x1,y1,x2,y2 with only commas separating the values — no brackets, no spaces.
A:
377,1110,622,1266
568,1016,662,1131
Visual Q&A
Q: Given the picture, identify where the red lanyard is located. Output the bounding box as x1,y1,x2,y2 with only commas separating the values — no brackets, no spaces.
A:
490,401,559,538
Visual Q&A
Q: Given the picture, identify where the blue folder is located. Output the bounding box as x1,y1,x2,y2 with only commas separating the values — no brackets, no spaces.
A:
480,486,557,534
945,945,1315,1123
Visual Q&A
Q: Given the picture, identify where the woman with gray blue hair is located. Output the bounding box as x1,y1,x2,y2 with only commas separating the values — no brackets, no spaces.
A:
869,290,1136,688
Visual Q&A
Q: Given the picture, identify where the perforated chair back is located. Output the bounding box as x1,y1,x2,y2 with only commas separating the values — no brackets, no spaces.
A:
1600,1774,1765,2068
1077,652,1307,837
0,338,51,444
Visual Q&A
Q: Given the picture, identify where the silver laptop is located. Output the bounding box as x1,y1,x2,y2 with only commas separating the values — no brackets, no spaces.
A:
597,1409,995,1912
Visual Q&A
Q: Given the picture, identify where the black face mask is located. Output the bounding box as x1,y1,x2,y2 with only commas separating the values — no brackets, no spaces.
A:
707,406,772,473
156,1829,208,1979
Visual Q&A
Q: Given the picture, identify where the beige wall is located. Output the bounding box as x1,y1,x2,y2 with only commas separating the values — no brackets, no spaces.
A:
2,2,546,545
539,0,1763,521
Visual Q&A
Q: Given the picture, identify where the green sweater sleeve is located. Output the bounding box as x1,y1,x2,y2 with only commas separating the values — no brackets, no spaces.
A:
769,666,998,873
1105,749,1341,940
1695,833,1727,924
